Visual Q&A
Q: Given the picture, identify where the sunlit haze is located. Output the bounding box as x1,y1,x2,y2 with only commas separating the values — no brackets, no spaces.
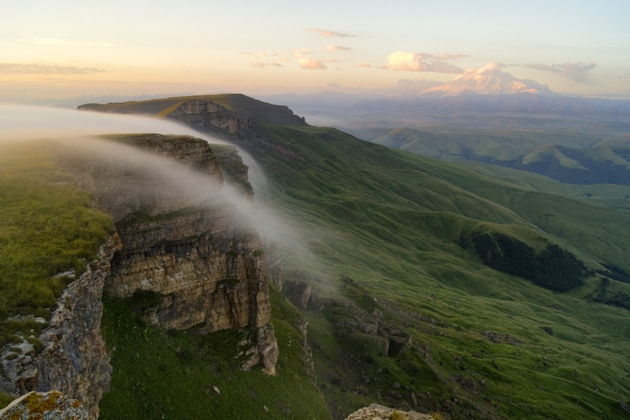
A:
3,0,629,104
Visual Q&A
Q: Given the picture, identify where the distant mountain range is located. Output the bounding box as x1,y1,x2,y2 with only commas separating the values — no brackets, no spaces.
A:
263,65,630,132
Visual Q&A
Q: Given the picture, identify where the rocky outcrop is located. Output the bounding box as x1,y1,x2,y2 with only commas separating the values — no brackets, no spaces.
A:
65,133,278,374
0,236,120,419
345,404,434,420
167,99,255,136
284,281,312,310
482,331,522,346
0,391,89,420
208,144,254,195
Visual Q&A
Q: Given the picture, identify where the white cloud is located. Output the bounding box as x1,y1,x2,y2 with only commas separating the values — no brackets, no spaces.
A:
356,62,372,68
0,62,105,75
326,45,352,52
524,62,596,81
250,61,285,69
384,51,464,73
298,58,327,70
309,28,355,38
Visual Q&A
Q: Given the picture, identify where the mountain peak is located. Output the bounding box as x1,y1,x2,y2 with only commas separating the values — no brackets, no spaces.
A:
423,62,552,97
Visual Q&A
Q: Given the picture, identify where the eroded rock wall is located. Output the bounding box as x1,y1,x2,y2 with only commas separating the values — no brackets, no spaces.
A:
0,235,120,419
69,134,278,374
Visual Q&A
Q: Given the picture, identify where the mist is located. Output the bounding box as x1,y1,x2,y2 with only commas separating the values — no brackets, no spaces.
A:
0,103,314,268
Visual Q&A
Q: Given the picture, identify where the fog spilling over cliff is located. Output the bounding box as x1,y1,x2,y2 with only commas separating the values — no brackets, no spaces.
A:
0,103,312,260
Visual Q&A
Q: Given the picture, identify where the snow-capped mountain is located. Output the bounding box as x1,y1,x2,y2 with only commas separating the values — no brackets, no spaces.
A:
421,62,553,96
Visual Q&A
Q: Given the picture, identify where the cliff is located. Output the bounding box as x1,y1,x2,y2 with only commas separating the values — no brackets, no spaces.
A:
79,94,308,162
1,133,279,418
1,237,119,419
78,94,307,127
65,134,278,374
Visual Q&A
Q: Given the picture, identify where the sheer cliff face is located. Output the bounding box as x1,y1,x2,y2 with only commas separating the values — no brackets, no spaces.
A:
1,236,120,420
109,207,271,333
67,134,278,375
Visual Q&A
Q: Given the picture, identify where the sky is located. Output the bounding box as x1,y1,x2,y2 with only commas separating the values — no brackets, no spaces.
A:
1,0,629,104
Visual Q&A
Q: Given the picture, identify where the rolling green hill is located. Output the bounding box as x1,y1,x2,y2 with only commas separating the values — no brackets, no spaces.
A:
360,126,630,185
243,123,630,419
80,94,630,419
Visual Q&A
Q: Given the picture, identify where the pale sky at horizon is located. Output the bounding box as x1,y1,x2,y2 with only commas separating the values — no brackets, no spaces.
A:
2,0,630,103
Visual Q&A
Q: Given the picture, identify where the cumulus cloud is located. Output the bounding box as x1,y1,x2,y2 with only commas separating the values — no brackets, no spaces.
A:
384,51,464,73
326,45,352,52
250,61,285,69
0,62,105,75
309,28,355,38
524,62,596,81
298,58,327,70
356,62,372,68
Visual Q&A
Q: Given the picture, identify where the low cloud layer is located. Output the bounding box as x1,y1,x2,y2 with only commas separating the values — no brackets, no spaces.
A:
384,51,464,73
0,62,105,75
524,62,596,81
326,45,352,52
299,58,327,70
309,28,355,38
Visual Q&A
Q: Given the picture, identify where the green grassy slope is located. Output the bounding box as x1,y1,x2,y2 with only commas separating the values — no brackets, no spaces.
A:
364,126,630,184
99,290,330,420
80,96,630,419
457,160,630,214
244,124,630,419
362,127,597,161
0,142,113,352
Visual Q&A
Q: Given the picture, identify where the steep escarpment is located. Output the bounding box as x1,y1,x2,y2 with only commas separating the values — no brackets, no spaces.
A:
79,94,307,127
64,134,278,374
80,95,308,162
1,236,119,419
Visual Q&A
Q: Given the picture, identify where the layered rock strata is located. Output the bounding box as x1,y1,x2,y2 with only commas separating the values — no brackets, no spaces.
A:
70,134,278,374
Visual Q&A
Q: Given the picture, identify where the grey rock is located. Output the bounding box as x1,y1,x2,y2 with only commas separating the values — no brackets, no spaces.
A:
0,391,89,420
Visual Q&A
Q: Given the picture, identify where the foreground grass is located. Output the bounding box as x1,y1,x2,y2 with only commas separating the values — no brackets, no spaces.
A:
0,142,112,349
99,290,330,419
